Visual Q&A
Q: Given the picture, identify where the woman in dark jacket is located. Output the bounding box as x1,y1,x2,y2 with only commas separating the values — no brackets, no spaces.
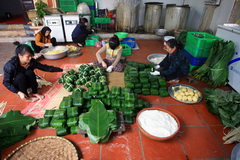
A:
3,44,63,102
150,39,189,82
71,18,92,47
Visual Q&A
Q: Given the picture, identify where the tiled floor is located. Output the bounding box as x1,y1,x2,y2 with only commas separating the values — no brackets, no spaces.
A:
0,40,237,160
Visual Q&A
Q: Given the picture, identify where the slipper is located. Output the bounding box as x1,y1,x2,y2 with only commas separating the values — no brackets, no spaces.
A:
167,79,180,83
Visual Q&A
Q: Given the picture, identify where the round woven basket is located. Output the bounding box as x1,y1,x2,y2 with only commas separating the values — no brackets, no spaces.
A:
136,108,180,141
5,136,79,160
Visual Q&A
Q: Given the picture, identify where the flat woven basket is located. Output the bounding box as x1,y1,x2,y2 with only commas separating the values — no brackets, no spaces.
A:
5,136,79,160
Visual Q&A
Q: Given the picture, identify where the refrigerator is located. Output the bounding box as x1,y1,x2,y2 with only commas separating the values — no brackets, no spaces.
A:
216,24,240,93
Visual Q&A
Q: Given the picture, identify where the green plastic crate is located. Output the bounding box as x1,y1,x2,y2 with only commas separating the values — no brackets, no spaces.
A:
121,44,132,56
94,18,111,24
189,64,200,72
85,35,100,46
60,5,77,12
78,0,95,6
184,44,211,58
59,0,77,6
186,32,221,49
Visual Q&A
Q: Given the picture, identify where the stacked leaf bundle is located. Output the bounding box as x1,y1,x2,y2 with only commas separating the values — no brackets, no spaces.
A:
58,64,107,92
38,90,88,136
38,84,150,136
0,111,36,150
192,40,235,87
124,61,169,97
103,86,151,124
204,88,240,128
79,99,118,143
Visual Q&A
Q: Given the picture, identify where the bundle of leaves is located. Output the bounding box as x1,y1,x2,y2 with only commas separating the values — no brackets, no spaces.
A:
79,99,118,143
0,111,36,150
192,40,235,87
204,88,240,128
58,64,107,92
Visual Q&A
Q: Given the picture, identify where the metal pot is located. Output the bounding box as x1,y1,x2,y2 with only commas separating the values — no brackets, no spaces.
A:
164,4,190,31
144,2,163,33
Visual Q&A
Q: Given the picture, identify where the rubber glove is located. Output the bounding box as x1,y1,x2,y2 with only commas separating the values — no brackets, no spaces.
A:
106,66,113,72
154,65,160,69
150,71,160,76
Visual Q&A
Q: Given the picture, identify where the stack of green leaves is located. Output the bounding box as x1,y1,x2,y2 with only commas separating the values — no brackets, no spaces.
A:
58,64,107,92
0,111,36,150
78,99,118,143
192,40,235,87
204,88,240,128
102,86,150,124
124,61,169,97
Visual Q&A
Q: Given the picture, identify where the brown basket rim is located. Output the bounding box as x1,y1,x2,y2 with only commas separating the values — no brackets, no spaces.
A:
4,136,79,160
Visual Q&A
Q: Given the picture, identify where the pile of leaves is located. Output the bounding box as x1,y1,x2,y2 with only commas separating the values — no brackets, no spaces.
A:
58,64,107,92
79,99,118,143
0,111,36,150
192,40,235,87
204,88,240,128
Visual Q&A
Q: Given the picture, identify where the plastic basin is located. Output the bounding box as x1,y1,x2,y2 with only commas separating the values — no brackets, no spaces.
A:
114,32,129,39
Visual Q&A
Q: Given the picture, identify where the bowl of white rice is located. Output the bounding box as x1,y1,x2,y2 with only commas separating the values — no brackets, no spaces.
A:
147,53,167,64
137,108,180,141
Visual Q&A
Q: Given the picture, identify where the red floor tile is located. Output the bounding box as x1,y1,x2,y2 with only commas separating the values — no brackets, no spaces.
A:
194,104,223,125
138,95,163,105
0,90,20,106
140,131,186,160
209,126,237,156
101,127,143,160
179,126,228,159
2,105,15,114
166,104,205,126
64,134,101,160
12,105,26,111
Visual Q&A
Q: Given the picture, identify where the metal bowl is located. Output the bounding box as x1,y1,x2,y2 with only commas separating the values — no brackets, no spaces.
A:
40,46,69,60
154,29,168,36
147,53,167,64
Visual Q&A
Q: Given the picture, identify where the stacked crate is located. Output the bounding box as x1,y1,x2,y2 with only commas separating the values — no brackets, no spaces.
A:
184,32,221,72
59,0,78,12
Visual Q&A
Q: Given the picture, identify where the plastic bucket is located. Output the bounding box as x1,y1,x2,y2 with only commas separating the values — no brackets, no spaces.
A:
164,36,175,46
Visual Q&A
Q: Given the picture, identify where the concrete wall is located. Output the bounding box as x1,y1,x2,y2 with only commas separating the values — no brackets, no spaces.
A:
95,0,235,33
0,0,23,17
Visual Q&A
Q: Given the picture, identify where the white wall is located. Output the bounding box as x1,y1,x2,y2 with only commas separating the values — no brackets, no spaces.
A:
96,0,235,33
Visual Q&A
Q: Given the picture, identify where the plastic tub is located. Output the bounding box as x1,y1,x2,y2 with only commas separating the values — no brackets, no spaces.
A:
114,32,128,39
121,37,136,48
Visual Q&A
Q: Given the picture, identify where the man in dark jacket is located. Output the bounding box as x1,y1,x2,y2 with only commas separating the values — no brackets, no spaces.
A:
71,18,92,47
3,44,63,102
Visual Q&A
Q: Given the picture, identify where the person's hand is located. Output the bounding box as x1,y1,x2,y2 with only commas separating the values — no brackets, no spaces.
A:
102,61,107,68
44,43,52,47
154,65,160,69
106,66,113,72
33,93,45,100
150,71,160,76
17,91,28,100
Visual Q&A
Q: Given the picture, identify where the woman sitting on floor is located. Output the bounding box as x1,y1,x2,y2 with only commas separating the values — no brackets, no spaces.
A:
3,44,63,102
93,35,124,72
150,39,189,83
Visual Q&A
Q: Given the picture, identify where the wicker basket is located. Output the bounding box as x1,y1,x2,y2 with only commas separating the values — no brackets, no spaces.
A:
5,136,79,160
